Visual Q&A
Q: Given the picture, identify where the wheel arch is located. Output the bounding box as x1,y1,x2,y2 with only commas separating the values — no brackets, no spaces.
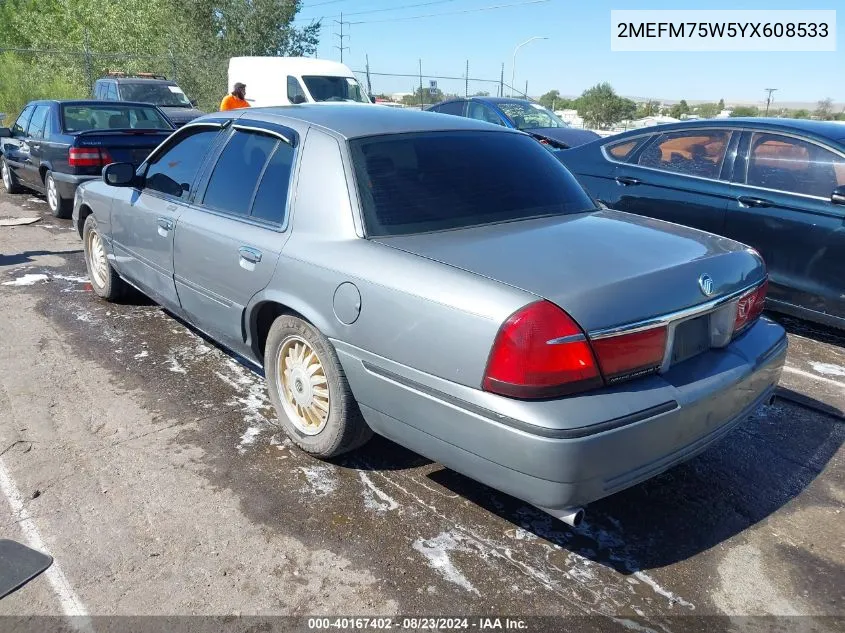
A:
246,292,335,364
76,203,94,238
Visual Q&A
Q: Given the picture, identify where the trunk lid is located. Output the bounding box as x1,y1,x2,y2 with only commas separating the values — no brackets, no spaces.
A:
373,209,765,333
69,130,171,176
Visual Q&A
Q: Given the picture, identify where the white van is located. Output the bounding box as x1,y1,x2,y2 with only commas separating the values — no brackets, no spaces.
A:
227,57,371,107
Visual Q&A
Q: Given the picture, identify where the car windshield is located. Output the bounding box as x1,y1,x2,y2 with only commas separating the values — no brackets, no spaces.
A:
350,131,596,237
118,83,193,107
62,104,172,132
497,101,569,130
301,75,367,103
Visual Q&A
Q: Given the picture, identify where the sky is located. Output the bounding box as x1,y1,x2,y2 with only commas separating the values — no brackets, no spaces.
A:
293,0,843,105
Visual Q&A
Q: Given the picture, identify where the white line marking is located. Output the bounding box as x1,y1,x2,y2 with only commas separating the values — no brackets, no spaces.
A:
783,366,845,390
0,456,90,623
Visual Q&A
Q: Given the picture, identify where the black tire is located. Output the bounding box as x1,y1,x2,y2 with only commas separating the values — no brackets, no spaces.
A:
82,214,126,301
1,156,22,194
264,315,372,458
45,170,71,218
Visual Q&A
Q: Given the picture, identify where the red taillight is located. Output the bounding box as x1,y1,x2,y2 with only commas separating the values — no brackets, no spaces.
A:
591,327,667,384
482,301,602,399
68,147,113,167
734,279,768,334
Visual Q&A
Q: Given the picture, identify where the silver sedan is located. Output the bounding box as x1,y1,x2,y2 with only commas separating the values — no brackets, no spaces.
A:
73,104,787,525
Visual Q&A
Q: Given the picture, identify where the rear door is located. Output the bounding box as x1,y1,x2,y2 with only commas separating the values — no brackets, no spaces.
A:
110,124,224,310
21,104,50,187
725,130,845,320
172,121,297,355
2,105,35,182
609,128,738,235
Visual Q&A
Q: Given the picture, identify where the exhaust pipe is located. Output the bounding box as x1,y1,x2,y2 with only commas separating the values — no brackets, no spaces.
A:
535,505,585,527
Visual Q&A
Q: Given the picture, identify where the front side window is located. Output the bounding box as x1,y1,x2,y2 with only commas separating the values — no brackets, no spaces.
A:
106,83,118,100
746,133,845,198
467,102,504,126
11,106,34,136
27,105,50,140
287,76,307,104
94,82,107,100
350,131,596,237
144,128,220,197
301,75,366,103
202,130,278,216
637,130,731,179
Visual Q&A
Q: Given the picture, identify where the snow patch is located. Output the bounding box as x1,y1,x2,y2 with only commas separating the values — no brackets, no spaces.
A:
2,274,49,286
413,531,480,595
808,361,845,377
359,472,399,512
133,350,149,360
633,571,695,609
298,465,337,497
75,311,94,323
52,274,89,283
239,425,262,448
26,197,46,204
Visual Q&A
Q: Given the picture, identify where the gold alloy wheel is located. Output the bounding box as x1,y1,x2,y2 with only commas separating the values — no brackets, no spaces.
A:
276,335,330,435
86,227,108,289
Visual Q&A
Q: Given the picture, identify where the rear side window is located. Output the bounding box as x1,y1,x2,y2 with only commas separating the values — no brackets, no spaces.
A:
62,104,171,132
432,101,465,116
605,138,640,161
637,130,731,179
350,131,596,237
466,102,504,126
27,105,50,140
145,128,220,197
250,143,295,224
202,130,278,216
747,133,845,198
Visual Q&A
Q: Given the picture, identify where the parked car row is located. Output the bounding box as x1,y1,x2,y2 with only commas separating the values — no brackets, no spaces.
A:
556,118,845,330
69,105,786,525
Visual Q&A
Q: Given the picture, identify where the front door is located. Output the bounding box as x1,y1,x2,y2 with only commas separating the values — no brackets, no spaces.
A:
725,131,845,320
172,124,296,355
110,125,223,310
2,105,35,185
609,128,737,235
21,105,50,188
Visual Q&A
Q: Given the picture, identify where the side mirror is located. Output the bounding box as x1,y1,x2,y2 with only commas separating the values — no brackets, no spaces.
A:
0,128,11,138
190,99,198,107
832,185,845,206
102,162,136,187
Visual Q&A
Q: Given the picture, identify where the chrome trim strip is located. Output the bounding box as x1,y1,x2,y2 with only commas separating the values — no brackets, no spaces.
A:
588,280,762,340
546,333,586,345
232,123,292,146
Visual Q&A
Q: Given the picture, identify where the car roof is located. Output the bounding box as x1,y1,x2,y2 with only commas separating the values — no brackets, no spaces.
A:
29,99,166,108
98,77,175,85
221,103,523,139
613,117,845,142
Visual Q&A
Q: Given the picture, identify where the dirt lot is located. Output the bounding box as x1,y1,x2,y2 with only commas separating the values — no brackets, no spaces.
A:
0,190,842,631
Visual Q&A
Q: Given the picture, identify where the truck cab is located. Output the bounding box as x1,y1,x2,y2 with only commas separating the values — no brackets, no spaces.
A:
93,73,204,128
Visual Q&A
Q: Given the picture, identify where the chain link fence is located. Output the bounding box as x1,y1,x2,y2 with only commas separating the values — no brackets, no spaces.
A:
0,47,534,123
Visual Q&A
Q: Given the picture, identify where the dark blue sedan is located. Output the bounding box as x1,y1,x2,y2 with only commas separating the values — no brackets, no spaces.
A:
556,118,845,330
427,96,600,149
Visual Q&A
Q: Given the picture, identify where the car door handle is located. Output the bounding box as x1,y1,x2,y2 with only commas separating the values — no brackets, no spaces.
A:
156,217,174,231
615,176,642,186
238,247,262,264
737,196,773,208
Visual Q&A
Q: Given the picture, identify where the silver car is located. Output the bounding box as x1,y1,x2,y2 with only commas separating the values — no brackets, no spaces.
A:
73,105,787,525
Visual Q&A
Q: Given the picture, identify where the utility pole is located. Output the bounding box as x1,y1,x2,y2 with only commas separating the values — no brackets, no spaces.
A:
333,12,349,63
764,88,777,116
499,63,504,97
465,59,469,97
524,80,528,99
419,59,424,108
365,54,372,99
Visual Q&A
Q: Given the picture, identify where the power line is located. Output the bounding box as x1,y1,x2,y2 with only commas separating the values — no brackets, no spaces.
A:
347,0,549,25
298,0,458,22
301,0,353,8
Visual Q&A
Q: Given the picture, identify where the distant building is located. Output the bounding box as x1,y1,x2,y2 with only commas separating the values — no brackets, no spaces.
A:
389,92,413,102
627,114,681,129
715,109,733,118
555,109,584,127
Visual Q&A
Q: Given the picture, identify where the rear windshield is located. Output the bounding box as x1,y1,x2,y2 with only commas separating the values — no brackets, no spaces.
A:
349,131,596,237
62,104,172,132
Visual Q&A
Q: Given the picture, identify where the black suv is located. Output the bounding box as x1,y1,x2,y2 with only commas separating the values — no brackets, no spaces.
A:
94,73,204,128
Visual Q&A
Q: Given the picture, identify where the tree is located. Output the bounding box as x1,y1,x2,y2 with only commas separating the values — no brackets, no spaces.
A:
635,99,660,118
696,102,720,118
718,98,725,111
669,100,690,119
573,83,635,129
538,90,573,111
730,106,760,117
471,91,490,97
792,109,811,119
815,98,834,120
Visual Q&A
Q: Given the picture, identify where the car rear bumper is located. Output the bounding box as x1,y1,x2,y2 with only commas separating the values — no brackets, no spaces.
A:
51,172,98,198
334,317,787,511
